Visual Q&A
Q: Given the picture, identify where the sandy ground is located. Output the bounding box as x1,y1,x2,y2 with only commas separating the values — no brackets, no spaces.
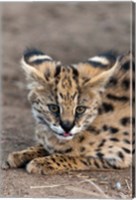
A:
0,2,133,198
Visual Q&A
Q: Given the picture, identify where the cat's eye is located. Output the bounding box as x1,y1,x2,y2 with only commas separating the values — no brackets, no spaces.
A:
48,104,60,114
76,106,87,115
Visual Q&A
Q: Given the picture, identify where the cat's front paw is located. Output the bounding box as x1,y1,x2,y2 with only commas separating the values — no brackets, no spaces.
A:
26,157,55,175
6,151,27,168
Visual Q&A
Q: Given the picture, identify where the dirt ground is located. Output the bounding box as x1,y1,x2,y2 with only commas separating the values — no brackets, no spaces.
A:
0,2,133,198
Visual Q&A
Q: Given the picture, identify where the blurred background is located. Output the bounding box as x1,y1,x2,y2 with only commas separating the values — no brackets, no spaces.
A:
2,2,131,69
1,2,133,198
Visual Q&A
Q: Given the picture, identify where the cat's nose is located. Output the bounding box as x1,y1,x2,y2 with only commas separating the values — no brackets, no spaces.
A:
60,120,74,133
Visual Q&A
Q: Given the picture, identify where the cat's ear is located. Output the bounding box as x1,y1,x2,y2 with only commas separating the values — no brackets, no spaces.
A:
84,59,120,92
87,52,131,92
21,48,61,89
78,52,131,92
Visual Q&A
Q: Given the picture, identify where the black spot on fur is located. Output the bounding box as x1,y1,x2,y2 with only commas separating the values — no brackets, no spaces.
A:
132,149,135,154
62,157,67,162
107,77,118,87
118,151,124,160
71,66,79,77
101,102,114,113
122,147,131,154
59,93,64,99
123,131,129,135
64,147,73,154
98,139,106,148
54,65,61,77
80,159,88,166
48,166,54,170
87,126,100,135
107,94,129,102
45,161,52,166
68,163,72,168
102,125,108,131
121,61,130,71
94,160,100,168
122,79,130,90
51,157,56,162
63,164,68,168
120,117,130,126
70,157,77,165
96,152,104,158
110,138,119,142
56,162,61,166
123,139,130,144
80,147,85,152
78,135,85,143
59,159,64,163
109,127,119,134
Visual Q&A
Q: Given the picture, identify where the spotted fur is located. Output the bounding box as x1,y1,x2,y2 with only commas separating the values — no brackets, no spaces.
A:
4,49,134,174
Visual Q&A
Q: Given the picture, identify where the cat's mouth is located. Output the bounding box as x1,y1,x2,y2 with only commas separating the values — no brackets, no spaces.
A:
59,132,73,137
56,132,74,140
36,116,74,140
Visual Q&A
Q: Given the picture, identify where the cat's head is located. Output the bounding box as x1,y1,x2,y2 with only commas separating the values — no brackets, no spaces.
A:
21,48,128,141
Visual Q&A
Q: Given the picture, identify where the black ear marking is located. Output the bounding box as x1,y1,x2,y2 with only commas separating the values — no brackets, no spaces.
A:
87,50,117,68
24,48,44,63
23,48,53,65
24,48,44,58
98,50,117,60
87,60,107,68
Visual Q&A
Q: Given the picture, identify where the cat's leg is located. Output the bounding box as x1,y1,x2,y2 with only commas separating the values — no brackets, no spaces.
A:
3,145,49,169
26,154,130,175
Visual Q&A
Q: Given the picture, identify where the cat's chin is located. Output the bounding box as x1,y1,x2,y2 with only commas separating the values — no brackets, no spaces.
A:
55,134,74,141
